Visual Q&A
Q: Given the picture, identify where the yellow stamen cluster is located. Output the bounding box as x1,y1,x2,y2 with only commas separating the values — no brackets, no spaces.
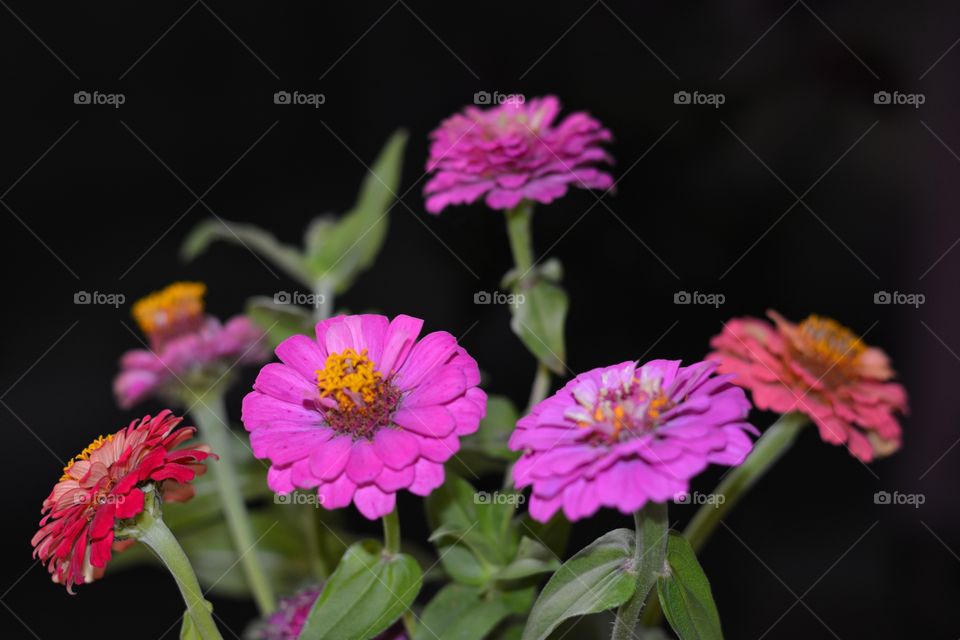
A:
61,434,113,480
132,282,207,336
316,348,383,413
798,314,865,368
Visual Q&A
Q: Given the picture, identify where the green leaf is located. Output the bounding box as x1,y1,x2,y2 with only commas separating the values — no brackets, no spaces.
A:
414,584,513,640
246,296,316,348
461,395,520,461
301,539,422,640
519,512,571,559
522,529,638,640
495,537,559,582
509,279,568,375
306,130,408,292
180,218,312,286
657,532,723,640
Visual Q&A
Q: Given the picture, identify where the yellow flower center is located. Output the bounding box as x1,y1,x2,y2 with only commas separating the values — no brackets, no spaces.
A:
316,348,384,413
798,314,865,369
132,282,207,339
61,434,113,480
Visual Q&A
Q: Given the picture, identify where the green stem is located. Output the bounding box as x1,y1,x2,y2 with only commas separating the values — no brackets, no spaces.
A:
382,508,401,555
611,502,668,640
526,362,552,413
302,506,328,580
137,500,224,640
189,394,276,614
505,200,535,274
314,277,334,323
640,412,810,628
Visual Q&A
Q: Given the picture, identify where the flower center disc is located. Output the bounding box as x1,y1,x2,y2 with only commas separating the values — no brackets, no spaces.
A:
132,282,207,346
796,315,865,374
570,377,675,444
315,348,399,438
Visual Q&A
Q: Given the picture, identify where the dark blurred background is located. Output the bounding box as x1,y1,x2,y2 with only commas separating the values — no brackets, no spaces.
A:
2,1,959,638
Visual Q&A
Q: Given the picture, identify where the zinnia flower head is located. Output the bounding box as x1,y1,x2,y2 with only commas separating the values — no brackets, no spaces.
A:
31,411,212,592
510,359,756,522
242,314,487,519
424,95,613,214
709,311,908,461
252,584,406,640
114,281,269,408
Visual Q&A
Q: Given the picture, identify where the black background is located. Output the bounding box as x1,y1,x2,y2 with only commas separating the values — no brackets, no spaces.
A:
2,2,959,638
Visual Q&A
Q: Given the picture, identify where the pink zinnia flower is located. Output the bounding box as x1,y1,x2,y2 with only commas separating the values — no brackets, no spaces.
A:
114,282,269,408
709,311,908,461
31,411,212,591
424,95,613,214
242,314,487,519
510,359,756,522
253,585,406,640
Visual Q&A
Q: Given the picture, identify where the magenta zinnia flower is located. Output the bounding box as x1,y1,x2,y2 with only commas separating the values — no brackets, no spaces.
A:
709,311,908,461
509,359,756,522
242,314,487,519
253,584,407,640
114,282,269,408
31,411,212,591
424,95,613,214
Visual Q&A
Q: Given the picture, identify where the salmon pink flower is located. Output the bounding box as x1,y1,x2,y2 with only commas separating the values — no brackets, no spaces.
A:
253,585,406,640
709,311,908,461
510,359,756,522
114,282,269,408
31,411,212,592
424,95,613,214
242,314,487,519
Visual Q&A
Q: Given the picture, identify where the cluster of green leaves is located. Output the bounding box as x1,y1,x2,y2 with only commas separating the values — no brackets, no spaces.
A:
182,130,409,346
418,475,563,640
523,527,723,640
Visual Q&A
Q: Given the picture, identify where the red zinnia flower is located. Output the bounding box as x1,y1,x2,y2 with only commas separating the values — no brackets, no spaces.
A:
31,410,212,592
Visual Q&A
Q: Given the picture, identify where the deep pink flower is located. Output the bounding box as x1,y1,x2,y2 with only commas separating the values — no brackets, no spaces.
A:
424,95,613,214
709,311,908,461
242,314,487,519
31,411,211,592
254,584,406,640
510,359,756,522
114,282,269,408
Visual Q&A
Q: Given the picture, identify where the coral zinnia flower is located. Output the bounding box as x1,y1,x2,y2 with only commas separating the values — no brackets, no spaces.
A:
424,95,613,214
114,282,269,408
709,311,908,461
242,314,487,519
31,411,212,591
253,585,407,640
510,359,756,522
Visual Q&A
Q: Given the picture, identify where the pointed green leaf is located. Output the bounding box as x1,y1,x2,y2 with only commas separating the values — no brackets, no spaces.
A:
509,279,568,375
522,529,637,640
495,537,559,582
180,218,312,286
246,296,316,347
657,533,723,640
301,539,422,640
306,130,408,292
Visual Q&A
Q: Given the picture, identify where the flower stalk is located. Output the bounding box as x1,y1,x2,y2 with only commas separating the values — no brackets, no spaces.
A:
611,502,668,640
188,392,276,614
382,508,401,555
135,492,224,640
